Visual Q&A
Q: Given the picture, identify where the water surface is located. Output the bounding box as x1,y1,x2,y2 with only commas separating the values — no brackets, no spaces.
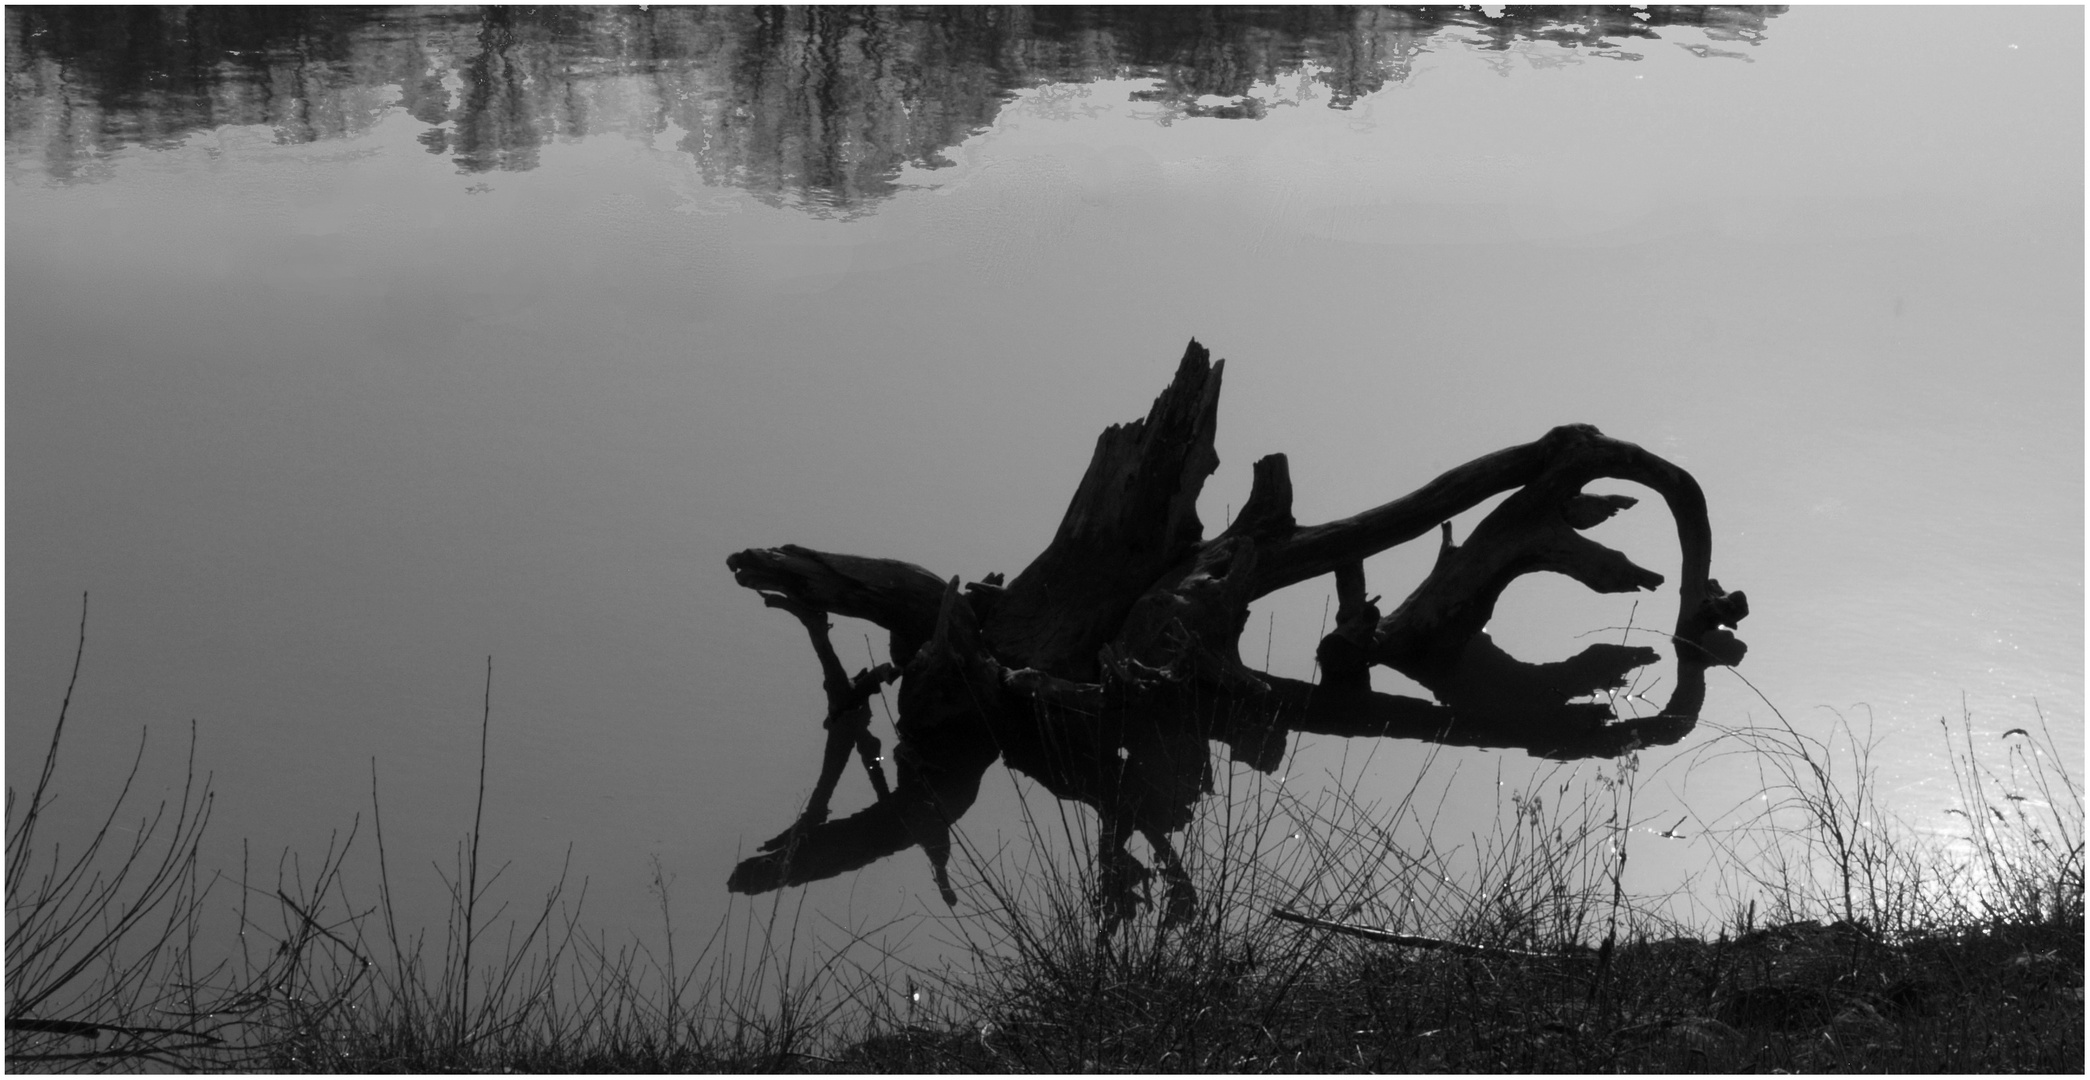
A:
7,5,2080,959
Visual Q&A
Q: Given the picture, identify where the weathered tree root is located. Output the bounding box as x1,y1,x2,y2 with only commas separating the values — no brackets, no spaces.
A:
724,340,1749,926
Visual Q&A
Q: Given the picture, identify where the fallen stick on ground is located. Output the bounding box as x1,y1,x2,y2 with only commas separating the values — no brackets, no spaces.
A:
1271,907,1597,961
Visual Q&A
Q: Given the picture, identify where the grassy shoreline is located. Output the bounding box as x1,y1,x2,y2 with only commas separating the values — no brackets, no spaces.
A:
7,607,2081,1071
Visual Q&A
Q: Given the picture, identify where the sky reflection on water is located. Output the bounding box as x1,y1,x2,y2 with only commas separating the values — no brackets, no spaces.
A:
6,5,2079,965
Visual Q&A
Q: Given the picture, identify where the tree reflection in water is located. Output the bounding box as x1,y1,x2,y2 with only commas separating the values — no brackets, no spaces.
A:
6,5,1785,213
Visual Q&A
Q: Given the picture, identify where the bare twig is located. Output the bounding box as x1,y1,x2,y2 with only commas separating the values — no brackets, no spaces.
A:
1270,907,1593,961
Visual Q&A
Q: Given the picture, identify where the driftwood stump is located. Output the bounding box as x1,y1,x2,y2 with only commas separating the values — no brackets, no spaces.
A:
725,340,1748,928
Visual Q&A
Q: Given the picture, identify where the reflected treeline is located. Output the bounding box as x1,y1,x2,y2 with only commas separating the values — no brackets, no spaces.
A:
6,6,1786,212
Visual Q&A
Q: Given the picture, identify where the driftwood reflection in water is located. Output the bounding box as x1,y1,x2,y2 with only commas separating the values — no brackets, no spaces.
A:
726,341,1749,931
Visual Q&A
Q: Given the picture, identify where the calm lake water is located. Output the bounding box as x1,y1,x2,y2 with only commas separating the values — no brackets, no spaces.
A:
7,6,2081,966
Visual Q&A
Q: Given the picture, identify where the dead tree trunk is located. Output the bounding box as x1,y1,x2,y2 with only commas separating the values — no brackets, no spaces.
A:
724,340,1748,927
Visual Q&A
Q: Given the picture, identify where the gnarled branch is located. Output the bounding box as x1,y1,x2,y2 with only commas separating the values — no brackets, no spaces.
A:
725,339,1749,922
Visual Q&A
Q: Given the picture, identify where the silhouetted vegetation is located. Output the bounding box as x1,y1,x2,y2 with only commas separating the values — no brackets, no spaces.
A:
7,5,1786,209
6,596,2078,1071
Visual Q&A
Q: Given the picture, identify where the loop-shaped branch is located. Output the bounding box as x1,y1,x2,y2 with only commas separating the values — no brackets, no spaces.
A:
723,340,1749,921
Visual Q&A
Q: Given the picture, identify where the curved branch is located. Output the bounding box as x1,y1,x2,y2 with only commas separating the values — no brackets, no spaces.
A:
1248,434,1561,594
728,799,913,893
722,345,1751,925
726,545,947,664
1246,423,1744,734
